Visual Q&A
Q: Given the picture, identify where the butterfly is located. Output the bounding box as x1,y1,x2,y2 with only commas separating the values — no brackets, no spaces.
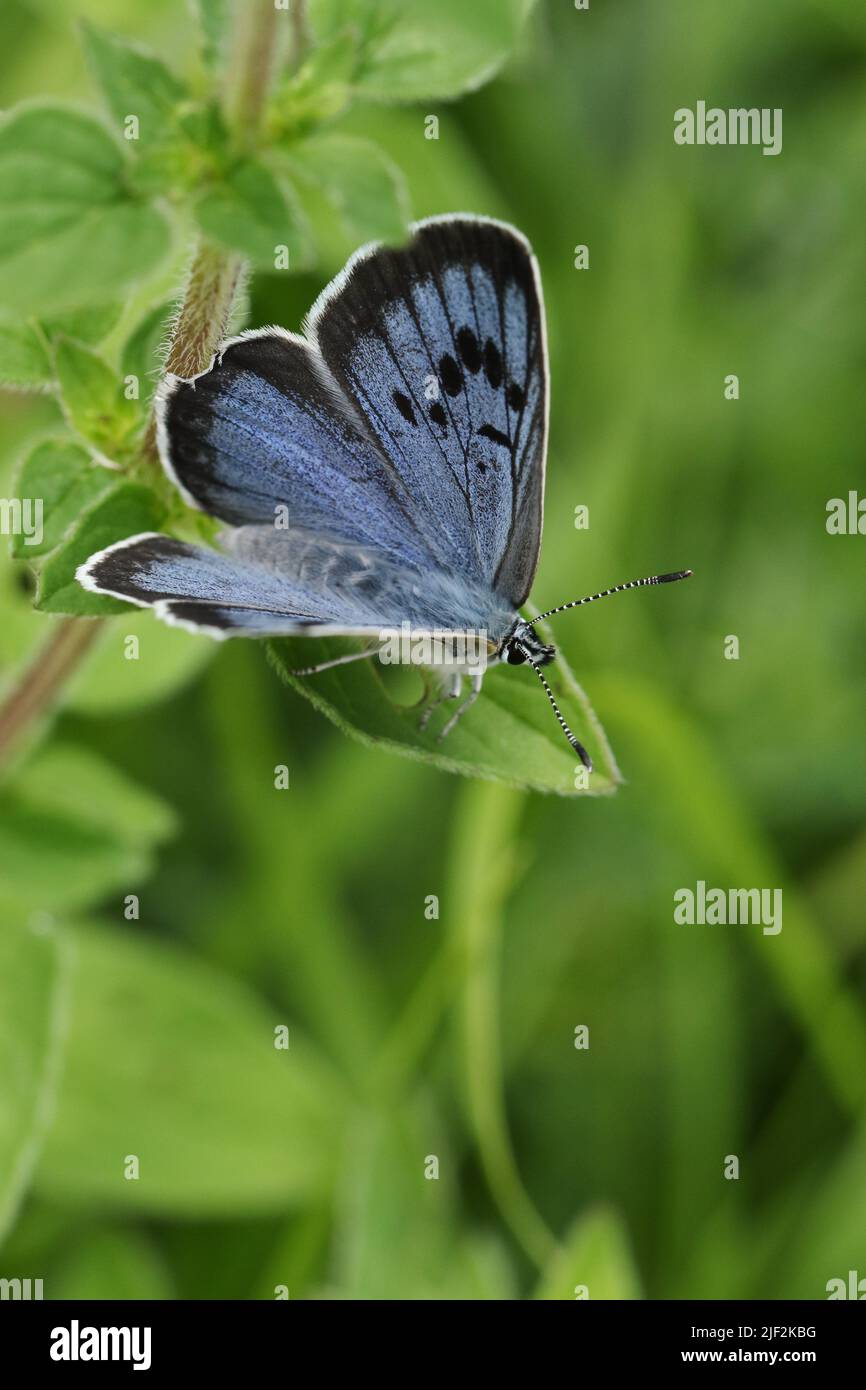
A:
78,215,691,770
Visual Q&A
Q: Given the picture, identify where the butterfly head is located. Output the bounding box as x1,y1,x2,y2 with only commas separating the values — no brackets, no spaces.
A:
500,622,556,667
497,569,692,772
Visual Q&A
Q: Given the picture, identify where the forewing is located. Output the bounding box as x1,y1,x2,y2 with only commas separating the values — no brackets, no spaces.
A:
309,215,548,606
156,329,436,570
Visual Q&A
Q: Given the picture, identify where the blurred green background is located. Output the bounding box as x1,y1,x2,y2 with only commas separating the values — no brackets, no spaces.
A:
1,0,865,1300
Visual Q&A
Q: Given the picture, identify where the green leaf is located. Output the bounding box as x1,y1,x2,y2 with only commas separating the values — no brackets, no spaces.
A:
268,630,620,797
309,0,537,102
194,0,229,73
81,22,188,150
196,158,309,267
0,104,171,314
0,921,70,1244
0,744,177,915
41,302,123,347
270,31,358,138
0,1198,77,1270
68,609,215,715
534,1206,643,1300
54,337,141,458
593,672,866,1120
0,306,123,391
36,482,166,616
0,317,51,391
121,302,174,409
12,438,112,559
335,1108,516,1298
284,134,409,247
51,1227,175,1299
36,924,348,1215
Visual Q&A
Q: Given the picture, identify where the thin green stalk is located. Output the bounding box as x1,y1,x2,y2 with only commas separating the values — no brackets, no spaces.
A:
226,0,282,141
370,939,459,1096
449,780,560,1271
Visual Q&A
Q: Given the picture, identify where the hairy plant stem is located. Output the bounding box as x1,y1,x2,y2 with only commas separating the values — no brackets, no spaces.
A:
139,243,242,463
0,618,102,766
0,0,288,770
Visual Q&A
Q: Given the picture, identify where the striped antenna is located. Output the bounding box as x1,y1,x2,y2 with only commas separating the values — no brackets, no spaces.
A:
518,644,593,771
527,570,693,627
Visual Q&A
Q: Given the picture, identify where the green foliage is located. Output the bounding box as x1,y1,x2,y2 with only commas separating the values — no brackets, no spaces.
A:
0,922,69,1243
120,303,174,409
35,923,348,1215
12,439,112,558
1,0,863,1307
0,320,51,391
195,157,309,267
54,338,141,460
270,32,359,139
0,105,171,314
50,1227,175,1300
269,634,619,797
194,0,230,74
282,133,409,247
0,743,176,913
335,1109,515,1298
309,0,538,101
68,609,215,714
534,1207,643,1300
0,306,124,392
36,483,166,615
42,304,124,348
81,23,189,151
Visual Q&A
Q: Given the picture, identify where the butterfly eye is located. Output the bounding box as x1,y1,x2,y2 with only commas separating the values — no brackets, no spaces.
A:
504,642,527,666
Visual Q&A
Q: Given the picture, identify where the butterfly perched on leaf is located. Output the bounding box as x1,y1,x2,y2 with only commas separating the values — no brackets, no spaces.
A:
79,215,690,769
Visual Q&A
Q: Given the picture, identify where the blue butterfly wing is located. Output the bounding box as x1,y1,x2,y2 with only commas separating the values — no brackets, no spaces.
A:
157,329,436,571
77,528,514,639
77,532,343,635
309,215,548,606
84,217,546,636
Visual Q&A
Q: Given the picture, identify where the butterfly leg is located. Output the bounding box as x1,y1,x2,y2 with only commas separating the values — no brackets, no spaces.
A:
285,643,382,677
419,671,461,731
436,672,483,742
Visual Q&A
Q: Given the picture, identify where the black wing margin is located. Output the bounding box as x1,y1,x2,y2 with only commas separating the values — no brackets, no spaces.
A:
308,215,549,607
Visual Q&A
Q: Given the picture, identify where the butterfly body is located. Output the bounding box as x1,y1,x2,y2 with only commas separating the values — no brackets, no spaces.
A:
78,215,690,766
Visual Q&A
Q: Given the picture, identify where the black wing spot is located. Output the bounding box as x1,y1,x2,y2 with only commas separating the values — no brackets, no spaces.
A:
484,339,503,389
479,423,511,448
438,353,464,397
477,461,487,474
429,401,448,431
393,390,417,426
507,381,525,411
457,326,482,373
